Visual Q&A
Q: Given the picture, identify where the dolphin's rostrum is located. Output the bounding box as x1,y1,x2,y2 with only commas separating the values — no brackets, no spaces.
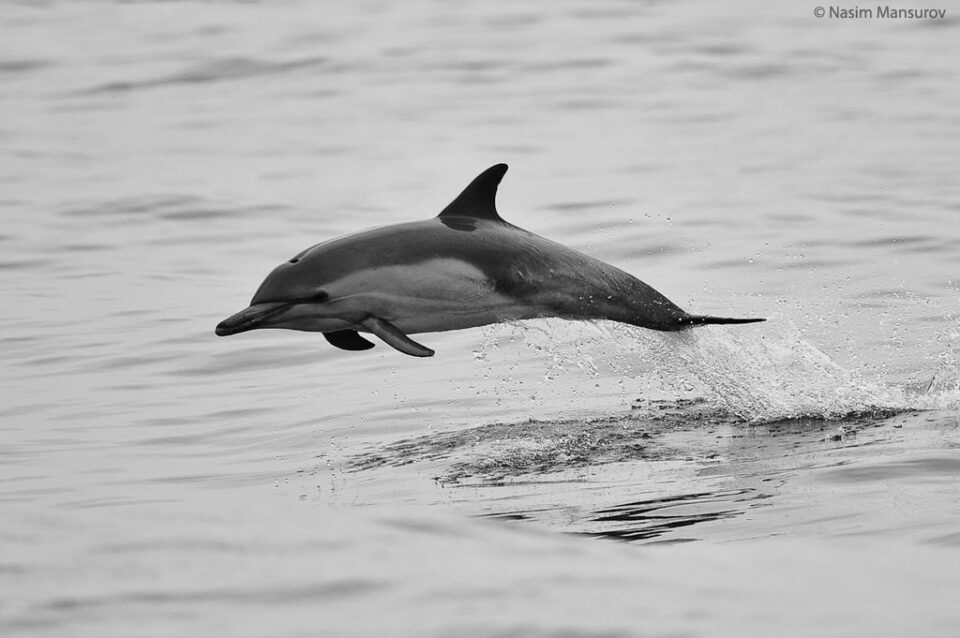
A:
216,164,764,357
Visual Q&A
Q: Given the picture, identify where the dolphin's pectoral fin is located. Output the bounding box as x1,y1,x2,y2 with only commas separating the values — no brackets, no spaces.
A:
361,317,435,357
323,330,376,351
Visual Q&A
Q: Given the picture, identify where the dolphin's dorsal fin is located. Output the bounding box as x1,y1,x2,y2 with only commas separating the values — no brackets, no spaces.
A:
438,164,508,221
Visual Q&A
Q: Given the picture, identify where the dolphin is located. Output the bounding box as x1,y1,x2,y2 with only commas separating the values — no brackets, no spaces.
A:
216,164,764,357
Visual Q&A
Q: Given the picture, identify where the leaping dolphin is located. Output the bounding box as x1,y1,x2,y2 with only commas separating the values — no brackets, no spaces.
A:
216,164,764,357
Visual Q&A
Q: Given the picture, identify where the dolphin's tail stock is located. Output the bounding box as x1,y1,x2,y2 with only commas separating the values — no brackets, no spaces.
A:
615,292,766,332
680,314,766,328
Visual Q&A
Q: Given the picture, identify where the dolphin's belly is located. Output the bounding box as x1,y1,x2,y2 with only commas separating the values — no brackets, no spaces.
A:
326,258,540,334
391,303,537,334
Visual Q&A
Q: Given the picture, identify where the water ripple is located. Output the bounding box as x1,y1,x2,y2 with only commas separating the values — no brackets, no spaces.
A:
78,56,331,95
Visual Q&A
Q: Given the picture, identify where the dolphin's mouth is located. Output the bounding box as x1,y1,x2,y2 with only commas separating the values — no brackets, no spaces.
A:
215,302,293,336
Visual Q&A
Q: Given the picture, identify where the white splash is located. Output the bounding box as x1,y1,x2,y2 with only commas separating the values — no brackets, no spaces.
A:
651,320,904,421
481,316,959,423
918,326,960,411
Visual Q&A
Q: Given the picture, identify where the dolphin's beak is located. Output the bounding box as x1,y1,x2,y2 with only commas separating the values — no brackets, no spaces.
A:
215,302,292,336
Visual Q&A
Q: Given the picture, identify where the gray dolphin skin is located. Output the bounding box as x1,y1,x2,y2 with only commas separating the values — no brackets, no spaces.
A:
216,164,764,357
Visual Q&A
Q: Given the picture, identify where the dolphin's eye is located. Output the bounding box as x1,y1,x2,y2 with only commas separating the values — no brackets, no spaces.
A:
313,290,329,302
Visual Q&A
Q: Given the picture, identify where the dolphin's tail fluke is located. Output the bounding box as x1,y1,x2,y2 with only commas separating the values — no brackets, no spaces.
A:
681,314,766,327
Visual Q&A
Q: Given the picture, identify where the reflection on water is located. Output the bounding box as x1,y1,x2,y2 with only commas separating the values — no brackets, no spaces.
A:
2,1,960,636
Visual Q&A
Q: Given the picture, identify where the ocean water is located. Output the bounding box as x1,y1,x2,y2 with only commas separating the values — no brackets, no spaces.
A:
2,1,959,636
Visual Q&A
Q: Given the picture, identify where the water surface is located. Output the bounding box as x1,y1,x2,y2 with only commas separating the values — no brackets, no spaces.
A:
2,2,959,636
